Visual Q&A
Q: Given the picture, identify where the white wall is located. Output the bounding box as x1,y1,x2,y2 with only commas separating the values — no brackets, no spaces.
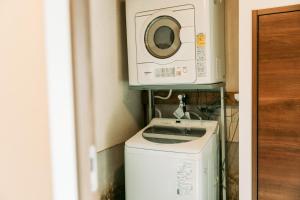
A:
89,0,143,152
0,1,52,200
44,0,79,200
239,1,300,199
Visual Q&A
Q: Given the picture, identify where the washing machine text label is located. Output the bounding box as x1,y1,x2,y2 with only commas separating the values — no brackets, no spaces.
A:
176,162,193,196
196,33,207,77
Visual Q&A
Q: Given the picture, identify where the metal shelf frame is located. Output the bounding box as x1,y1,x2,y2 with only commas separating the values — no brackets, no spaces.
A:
130,82,227,200
129,82,224,91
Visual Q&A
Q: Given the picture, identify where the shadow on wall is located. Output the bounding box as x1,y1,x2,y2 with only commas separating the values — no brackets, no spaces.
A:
90,0,144,151
93,0,143,198
98,143,126,200
118,0,142,121
100,166,125,200
118,0,129,82
103,0,144,151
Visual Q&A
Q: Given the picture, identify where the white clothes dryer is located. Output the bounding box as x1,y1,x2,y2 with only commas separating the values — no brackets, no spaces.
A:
125,118,220,200
126,0,225,86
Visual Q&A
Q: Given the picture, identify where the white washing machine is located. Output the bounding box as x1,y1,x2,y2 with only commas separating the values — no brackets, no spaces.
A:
126,0,225,86
125,118,220,200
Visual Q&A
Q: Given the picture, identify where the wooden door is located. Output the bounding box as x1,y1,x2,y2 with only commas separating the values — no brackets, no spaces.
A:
253,4,300,200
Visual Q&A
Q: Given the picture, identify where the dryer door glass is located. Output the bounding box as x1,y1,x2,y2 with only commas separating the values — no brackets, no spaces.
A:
145,16,181,59
154,26,175,49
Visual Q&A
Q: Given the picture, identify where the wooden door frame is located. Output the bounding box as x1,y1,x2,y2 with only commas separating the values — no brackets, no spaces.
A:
252,4,300,200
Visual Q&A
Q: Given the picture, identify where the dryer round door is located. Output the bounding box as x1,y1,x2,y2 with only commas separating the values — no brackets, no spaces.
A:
144,16,181,59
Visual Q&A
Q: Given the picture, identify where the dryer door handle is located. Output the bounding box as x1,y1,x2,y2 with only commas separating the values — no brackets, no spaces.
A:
179,27,195,43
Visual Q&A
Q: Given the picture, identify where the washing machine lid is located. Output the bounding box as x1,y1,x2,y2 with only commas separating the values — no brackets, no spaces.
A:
125,118,219,154
142,125,206,144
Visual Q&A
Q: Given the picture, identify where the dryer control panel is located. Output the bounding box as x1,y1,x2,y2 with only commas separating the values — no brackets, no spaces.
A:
138,60,196,85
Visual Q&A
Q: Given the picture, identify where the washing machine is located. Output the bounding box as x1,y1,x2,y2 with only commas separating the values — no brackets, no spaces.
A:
125,118,220,200
126,0,225,86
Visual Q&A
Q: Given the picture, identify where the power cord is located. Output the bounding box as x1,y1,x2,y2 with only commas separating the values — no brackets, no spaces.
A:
154,89,173,100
